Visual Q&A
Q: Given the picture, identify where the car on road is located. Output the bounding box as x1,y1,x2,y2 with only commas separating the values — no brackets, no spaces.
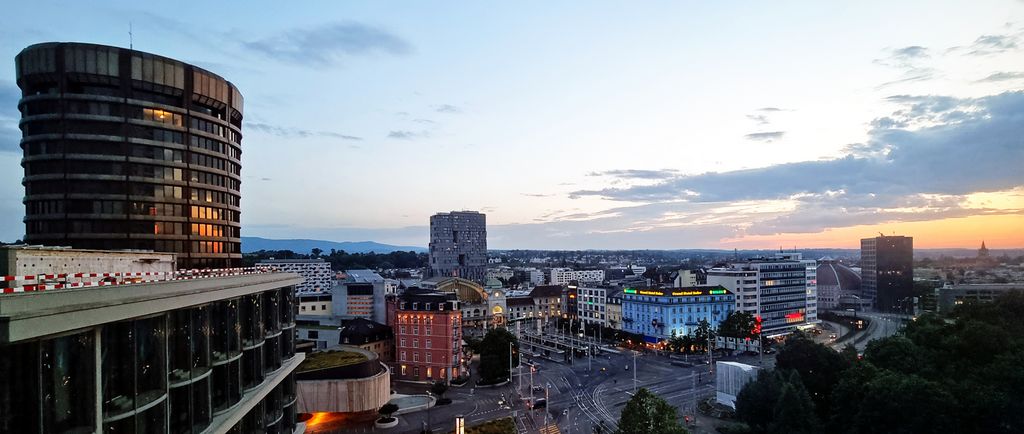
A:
532,398,547,409
532,386,544,393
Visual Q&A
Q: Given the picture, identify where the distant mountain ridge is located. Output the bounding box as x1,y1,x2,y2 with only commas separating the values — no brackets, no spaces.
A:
241,237,426,254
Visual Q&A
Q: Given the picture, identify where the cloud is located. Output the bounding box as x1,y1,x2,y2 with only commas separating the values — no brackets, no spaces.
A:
966,34,1019,55
434,104,461,113
757,107,785,112
744,131,785,142
521,193,554,198
247,122,362,140
976,71,1024,82
244,22,411,65
388,130,430,139
588,169,680,180
573,91,1024,209
413,118,436,124
747,114,770,125
874,46,937,87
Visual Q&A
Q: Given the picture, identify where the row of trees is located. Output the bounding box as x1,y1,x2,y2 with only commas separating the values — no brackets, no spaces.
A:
242,249,427,271
665,311,761,353
735,292,1024,434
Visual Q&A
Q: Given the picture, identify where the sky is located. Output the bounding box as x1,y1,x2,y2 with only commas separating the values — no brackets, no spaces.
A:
1,1,1023,249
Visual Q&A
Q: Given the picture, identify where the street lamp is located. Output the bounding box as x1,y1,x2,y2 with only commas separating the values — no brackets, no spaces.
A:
454,415,465,434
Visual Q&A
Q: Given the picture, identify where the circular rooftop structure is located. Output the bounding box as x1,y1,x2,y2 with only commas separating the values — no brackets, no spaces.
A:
817,261,862,292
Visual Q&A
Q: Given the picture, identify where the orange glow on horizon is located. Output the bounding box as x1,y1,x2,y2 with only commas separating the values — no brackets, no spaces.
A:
722,214,1024,249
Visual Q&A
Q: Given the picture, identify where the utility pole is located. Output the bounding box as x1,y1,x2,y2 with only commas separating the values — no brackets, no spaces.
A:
708,331,714,375
626,350,634,393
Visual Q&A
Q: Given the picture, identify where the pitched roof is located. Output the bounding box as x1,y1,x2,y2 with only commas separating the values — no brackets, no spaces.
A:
507,296,535,307
530,285,563,298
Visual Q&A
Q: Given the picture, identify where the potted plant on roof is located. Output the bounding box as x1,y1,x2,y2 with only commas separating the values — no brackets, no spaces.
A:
375,403,400,429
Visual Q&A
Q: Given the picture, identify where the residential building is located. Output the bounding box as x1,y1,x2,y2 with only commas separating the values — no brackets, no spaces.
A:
937,283,1024,312
486,266,515,281
17,42,243,269
707,255,814,336
606,290,624,330
578,286,607,327
258,258,333,294
428,211,487,281
530,285,564,319
549,268,605,285
672,269,699,287
339,318,394,362
507,296,537,321
621,286,736,342
387,288,464,382
0,247,303,434
565,284,579,320
297,293,333,316
336,269,387,324
524,268,546,286
861,235,914,312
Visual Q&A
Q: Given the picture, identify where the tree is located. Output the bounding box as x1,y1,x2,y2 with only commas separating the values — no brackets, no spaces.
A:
379,403,399,420
718,311,757,340
839,343,859,364
310,247,322,258
736,370,785,433
768,371,819,434
774,335,849,418
478,328,519,384
736,370,818,434
615,388,688,434
693,319,712,351
430,381,449,398
862,336,922,375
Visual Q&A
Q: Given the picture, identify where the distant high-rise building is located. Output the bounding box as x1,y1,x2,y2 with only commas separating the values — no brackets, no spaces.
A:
428,211,487,281
16,42,244,269
861,235,914,312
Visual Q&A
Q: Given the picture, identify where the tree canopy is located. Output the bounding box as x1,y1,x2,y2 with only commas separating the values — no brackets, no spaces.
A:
615,388,688,434
736,292,1024,434
477,328,519,384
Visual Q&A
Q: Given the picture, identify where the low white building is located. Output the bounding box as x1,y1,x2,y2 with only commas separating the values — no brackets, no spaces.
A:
716,361,760,409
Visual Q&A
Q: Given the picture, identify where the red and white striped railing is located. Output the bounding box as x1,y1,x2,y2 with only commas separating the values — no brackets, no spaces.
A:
0,266,279,294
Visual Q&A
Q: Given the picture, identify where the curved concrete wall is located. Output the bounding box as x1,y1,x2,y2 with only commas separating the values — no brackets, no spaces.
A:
296,361,391,414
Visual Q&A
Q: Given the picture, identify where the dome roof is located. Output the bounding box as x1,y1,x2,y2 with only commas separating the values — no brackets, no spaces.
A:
816,261,862,292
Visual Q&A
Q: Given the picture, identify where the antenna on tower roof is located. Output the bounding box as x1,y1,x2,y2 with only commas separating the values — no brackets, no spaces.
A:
129,22,133,50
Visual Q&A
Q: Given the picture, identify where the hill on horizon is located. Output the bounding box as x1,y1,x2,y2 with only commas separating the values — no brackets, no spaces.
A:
241,236,426,254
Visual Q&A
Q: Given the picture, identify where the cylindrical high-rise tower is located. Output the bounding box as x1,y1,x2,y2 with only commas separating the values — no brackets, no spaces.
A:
16,42,243,268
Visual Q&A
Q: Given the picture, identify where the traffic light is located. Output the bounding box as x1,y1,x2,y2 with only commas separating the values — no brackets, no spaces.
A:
752,315,762,335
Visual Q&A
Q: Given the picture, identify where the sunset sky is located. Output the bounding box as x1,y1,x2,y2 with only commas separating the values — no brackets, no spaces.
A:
1,1,1022,249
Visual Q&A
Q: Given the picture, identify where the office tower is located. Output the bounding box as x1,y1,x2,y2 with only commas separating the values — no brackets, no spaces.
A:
707,253,815,336
16,42,243,269
0,246,302,433
861,235,914,312
428,211,487,281
258,258,333,294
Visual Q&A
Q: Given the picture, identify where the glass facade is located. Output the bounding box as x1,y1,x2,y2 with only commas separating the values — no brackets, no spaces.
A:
0,286,297,434
16,42,243,269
